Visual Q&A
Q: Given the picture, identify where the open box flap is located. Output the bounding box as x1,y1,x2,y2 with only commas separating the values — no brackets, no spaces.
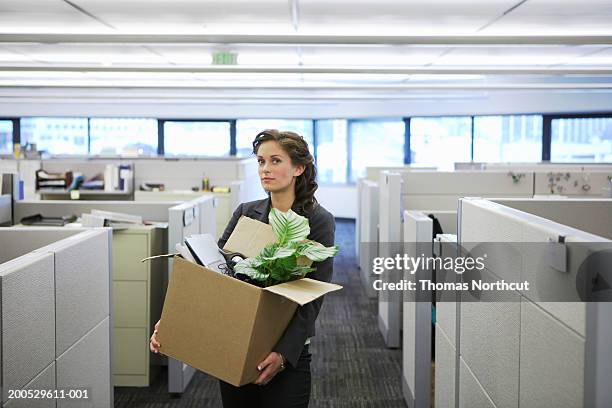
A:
223,216,277,258
263,278,342,306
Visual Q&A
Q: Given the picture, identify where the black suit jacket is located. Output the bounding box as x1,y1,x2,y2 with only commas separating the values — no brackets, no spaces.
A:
217,197,336,368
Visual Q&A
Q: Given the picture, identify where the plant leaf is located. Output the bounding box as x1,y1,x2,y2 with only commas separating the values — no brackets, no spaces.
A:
260,245,296,260
234,258,269,282
269,208,310,245
298,243,339,262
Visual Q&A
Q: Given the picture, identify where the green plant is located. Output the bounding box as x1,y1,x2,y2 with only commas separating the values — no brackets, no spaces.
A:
233,208,339,287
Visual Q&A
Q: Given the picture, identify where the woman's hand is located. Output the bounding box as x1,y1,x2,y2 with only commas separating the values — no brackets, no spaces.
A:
149,320,161,354
253,352,285,386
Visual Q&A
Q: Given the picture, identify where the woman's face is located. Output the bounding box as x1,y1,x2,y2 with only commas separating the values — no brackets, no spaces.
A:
256,140,304,194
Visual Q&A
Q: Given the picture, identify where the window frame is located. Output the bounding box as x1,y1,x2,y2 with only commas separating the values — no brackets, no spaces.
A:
3,111,610,184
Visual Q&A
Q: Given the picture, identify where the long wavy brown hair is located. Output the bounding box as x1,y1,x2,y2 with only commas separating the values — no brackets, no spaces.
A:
252,129,318,215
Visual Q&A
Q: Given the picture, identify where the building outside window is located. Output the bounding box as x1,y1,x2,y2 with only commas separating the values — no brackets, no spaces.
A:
0,120,12,155
164,121,231,156
90,118,158,156
473,115,542,162
236,119,314,157
20,117,88,155
551,117,612,162
349,119,404,182
410,116,471,170
316,119,347,183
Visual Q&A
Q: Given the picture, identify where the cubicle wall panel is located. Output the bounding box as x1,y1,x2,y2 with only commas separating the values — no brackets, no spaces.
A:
0,229,81,265
401,172,534,196
378,172,402,348
534,171,612,197
358,180,379,298
113,233,148,281
402,301,416,395
521,222,586,335
134,160,240,191
459,358,499,408
198,196,217,238
430,211,457,235
403,195,526,212
519,301,584,408
3,362,56,408
460,274,520,408
56,318,111,408
495,199,612,241
435,325,456,408
460,200,522,283
113,281,147,328
1,254,55,404
436,235,458,344
54,232,110,357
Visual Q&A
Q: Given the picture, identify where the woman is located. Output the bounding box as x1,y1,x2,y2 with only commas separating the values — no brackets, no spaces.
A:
150,129,335,408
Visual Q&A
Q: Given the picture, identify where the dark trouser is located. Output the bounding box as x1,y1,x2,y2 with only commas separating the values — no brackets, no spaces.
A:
219,345,311,408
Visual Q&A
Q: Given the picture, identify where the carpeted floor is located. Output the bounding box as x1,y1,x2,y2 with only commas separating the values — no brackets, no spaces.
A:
114,218,406,407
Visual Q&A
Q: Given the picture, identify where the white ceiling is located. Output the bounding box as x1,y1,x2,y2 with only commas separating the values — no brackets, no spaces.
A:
0,0,610,94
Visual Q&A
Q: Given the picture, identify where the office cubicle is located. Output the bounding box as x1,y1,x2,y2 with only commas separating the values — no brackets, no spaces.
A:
356,165,436,260
165,195,217,394
447,197,612,408
377,170,520,348
0,228,112,407
9,200,178,387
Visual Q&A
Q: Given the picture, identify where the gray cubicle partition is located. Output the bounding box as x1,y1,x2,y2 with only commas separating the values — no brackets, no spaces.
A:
358,179,379,298
433,233,458,408
454,198,612,408
401,213,458,408
378,172,403,348
401,211,433,408
0,228,112,407
166,195,217,394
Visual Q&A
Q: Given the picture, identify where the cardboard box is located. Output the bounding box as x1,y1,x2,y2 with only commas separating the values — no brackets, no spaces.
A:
156,216,342,386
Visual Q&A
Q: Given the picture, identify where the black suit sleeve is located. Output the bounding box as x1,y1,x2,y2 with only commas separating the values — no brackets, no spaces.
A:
217,203,244,248
273,209,336,368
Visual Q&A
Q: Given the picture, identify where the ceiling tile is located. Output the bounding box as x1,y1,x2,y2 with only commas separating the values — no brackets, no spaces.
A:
480,0,612,35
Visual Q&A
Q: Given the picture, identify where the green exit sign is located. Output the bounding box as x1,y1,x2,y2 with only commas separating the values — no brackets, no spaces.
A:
212,52,237,65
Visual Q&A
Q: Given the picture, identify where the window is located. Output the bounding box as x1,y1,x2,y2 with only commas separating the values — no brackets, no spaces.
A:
316,120,347,183
0,120,12,155
551,117,612,162
236,119,314,157
20,117,88,155
90,118,158,156
410,116,471,170
350,119,405,182
473,115,542,162
163,121,232,156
